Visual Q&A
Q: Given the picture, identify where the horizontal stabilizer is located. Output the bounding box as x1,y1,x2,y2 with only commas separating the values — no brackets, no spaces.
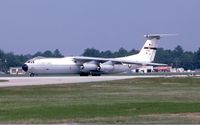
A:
144,34,177,39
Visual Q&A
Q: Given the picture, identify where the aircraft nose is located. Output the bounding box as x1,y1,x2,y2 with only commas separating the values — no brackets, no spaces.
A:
22,64,28,72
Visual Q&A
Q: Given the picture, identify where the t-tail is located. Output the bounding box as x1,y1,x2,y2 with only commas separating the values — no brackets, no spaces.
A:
118,34,176,63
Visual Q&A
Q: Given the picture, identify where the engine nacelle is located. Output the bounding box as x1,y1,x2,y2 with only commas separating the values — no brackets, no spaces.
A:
81,63,98,71
99,64,114,73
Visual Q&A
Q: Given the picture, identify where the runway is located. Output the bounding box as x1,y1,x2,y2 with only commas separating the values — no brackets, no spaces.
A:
0,75,167,88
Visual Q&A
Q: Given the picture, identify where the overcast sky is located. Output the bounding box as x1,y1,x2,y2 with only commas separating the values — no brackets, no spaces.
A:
0,0,199,55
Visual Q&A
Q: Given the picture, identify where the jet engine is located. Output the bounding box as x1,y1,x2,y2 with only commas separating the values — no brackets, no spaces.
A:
80,61,114,73
81,62,98,71
99,64,114,72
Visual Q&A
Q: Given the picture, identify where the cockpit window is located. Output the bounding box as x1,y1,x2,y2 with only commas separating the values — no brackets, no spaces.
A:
27,61,34,63
26,56,45,64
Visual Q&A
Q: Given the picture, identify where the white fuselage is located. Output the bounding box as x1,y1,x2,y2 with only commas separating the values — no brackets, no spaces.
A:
24,57,140,75
26,57,79,74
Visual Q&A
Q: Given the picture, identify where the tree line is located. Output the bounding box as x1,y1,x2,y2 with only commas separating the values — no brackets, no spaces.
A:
0,45,200,72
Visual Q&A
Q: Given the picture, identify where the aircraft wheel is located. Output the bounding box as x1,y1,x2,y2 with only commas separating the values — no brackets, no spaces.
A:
80,72,89,76
91,73,101,76
30,73,35,77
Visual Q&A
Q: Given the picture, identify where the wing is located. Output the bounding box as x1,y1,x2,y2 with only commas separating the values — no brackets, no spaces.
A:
73,56,166,66
73,56,111,63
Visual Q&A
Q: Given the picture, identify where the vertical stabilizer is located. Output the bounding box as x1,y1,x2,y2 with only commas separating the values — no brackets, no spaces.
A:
137,34,160,62
118,34,175,63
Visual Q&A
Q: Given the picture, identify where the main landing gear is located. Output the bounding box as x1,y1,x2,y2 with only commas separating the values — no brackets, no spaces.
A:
79,72,101,76
79,72,90,76
30,73,35,77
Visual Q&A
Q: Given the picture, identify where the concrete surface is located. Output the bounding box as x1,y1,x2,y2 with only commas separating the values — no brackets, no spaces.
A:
0,76,166,88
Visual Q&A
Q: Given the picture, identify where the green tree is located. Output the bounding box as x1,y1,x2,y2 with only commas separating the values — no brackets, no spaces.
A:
112,48,128,57
53,49,63,57
43,50,54,57
82,48,100,57
0,49,5,59
173,45,184,57
181,51,195,70
32,52,43,57
129,49,139,55
100,50,113,58
194,48,200,69
154,48,174,65
172,45,184,68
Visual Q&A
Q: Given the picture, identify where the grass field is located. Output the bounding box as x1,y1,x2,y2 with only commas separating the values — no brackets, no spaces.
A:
0,77,200,124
